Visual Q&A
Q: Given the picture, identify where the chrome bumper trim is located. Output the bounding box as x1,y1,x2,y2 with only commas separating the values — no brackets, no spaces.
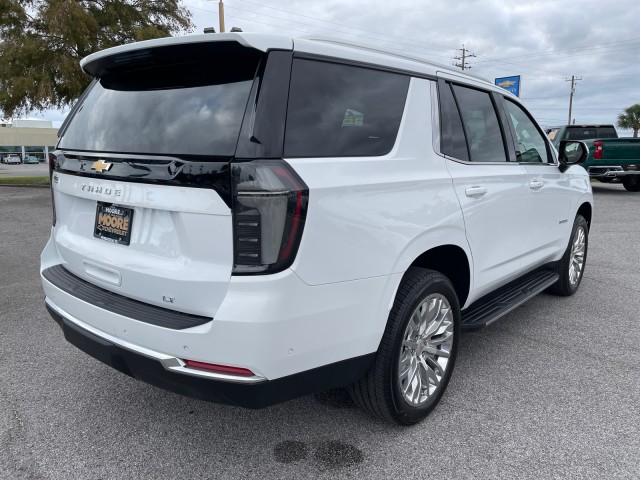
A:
588,166,640,177
45,297,266,384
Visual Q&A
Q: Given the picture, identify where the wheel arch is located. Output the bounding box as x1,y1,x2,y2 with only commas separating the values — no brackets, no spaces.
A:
576,201,592,228
407,244,471,308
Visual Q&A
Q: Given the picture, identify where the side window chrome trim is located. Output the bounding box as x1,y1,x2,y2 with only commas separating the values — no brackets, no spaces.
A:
443,155,525,166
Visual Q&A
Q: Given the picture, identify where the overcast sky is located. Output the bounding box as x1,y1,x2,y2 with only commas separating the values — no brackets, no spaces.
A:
35,0,639,134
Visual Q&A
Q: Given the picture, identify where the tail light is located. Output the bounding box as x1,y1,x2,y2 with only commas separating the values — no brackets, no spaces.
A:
48,153,57,226
231,160,308,275
593,141,603,160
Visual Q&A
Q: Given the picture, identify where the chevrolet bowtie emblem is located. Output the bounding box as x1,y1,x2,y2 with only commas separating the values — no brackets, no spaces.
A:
91,160,113,173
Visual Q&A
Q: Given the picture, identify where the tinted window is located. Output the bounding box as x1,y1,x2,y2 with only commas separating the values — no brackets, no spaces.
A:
285,59,409,157
439,82,469,161
59,61,258,157
564,127,617,141
596,127,618,138
565,128,597,141
452,85,507,162
504,100,550,163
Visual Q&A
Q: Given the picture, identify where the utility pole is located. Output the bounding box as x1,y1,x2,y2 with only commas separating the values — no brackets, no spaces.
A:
454,44,476,71
218,0,225,33
566,75,582,124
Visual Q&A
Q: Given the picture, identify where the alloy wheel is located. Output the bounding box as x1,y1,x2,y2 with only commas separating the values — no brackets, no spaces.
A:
569,226,586,285
398,293,454,406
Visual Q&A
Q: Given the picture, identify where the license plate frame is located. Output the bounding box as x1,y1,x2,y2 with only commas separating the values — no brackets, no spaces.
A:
93,202,134,246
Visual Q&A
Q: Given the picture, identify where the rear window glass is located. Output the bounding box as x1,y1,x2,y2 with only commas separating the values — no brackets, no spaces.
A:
565,127,617,141
284,59,409,157
59,55,260,157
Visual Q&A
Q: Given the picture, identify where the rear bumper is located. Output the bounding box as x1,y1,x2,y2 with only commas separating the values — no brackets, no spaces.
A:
588,166,640,178
46,299,374,408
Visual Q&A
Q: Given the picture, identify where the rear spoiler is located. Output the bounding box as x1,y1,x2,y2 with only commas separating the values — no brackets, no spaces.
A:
80,33,293,77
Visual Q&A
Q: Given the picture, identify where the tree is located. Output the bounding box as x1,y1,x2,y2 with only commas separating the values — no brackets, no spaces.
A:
617,104,640,138
0,0,193,116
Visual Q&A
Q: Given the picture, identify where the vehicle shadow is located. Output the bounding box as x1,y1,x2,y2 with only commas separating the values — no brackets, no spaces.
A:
63,327,494,476
591,182,635,195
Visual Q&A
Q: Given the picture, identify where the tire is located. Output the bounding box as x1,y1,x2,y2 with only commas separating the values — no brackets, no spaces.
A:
548,215,588,296
348,268,460,425
622,177,640,192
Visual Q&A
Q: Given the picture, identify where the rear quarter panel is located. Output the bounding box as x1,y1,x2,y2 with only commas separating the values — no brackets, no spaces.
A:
286,78,469,286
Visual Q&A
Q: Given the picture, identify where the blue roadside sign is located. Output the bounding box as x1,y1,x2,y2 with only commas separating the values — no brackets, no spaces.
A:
495,75,521,97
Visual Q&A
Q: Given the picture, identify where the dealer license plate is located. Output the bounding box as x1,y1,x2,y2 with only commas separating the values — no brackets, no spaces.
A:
93,202,134,245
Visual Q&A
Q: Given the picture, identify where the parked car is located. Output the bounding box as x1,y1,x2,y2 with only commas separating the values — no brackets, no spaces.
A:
41,33,593,425
546,125,640,191
23,155,39,164
3,154,21,164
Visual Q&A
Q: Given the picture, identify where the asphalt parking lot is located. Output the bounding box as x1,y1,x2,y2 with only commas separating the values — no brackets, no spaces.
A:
0,162,49,178
1,183,639,480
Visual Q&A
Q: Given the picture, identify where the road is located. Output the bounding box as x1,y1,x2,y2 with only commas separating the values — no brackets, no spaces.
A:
1,183,639,480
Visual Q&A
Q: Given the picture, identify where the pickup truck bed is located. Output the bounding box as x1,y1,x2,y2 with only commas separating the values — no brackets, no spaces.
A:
546,125,640,192
585,138,640,191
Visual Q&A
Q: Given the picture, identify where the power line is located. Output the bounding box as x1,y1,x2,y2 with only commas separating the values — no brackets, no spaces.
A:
224,12,330,36
223,0,640,69
477,45,640,71
223,0,456,53
521,95,568,100
532,107,624,110
222,4,454,57
187,1,457,59
186,1,638,86
475,38,640,64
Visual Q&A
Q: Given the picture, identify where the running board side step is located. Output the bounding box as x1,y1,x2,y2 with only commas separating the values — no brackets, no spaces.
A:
461,269,559,331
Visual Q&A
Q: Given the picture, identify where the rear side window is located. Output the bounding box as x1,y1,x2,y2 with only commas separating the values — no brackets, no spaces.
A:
284,59,409,157
438,82,469,161
452,85,507,162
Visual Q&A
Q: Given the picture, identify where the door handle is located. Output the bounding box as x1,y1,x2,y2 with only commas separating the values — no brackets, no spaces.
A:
529,180,544,190
465,186,488,198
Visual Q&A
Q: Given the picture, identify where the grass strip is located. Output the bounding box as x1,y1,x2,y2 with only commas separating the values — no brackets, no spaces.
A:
0,176,50,185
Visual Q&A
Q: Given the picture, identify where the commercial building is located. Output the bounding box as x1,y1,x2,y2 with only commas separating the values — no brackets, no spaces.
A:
0,119,58,161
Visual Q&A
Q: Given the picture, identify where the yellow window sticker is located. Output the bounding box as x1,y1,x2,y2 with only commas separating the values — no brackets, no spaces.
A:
342,109,364,127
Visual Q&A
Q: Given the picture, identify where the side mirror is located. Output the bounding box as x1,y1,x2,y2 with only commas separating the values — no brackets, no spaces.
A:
558,140,589,172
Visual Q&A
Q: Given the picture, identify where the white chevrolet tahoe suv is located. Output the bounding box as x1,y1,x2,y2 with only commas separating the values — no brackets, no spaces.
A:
41,33,593,425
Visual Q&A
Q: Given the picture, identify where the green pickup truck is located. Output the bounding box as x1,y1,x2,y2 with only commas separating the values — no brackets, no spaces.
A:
546,125,640,192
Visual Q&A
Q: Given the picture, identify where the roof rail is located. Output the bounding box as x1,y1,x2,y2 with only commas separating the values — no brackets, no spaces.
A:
299,35,489,83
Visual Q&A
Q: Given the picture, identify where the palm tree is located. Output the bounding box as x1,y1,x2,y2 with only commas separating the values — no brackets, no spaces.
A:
617,104,640,138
